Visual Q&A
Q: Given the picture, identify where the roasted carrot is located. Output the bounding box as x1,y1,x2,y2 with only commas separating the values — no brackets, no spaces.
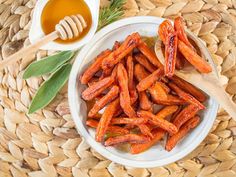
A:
158,20,175,43
168,82,205,109
88,86,119,117
149,81,168,100
117,63,136,117
138,124,154,138
136,68,164,92
138,41,163,68
138,111,178,134
113,41,121,50
178,40,212,73
134,53,156,73
105,134,150,146
156,105,179,119
171,75,206,102
166,116,200,151
102,33,141,70
174,16,195,51
172,104,200,129
80,49,111,84
82,76,114,101
127,54,138,103
96,98,120,142
139,91,152,111
164,32,178,77
175,51,185,69
152,95,186,105
134,64,150,82
110,117,148,125
86,119,129,135
130,128,166,154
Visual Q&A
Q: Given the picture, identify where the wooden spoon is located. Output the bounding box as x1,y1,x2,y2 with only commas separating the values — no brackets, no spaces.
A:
155,29,236,119
0,14,87,71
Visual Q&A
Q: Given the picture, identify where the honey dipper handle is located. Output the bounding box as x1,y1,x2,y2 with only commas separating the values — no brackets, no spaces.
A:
0,31,58,71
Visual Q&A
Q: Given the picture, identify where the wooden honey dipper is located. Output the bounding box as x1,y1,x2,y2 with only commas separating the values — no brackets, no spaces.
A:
0,14,87,70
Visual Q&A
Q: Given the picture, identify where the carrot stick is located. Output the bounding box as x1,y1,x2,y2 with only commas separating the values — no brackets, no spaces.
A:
152,95,186,105
171,75,206,102
138,111,178,134
130,128,166,154
136,68,164,92
127,54,138,103
82,76,114,100
105,134,150,146
139,91,152,111
110,117,148,125
134,53,156,73
166,116,200,151
172,104,200,129
88,86,119,117
96,98,120,142
117,63,137,117
86,119,129,135
156,105,179,119
158,20,174,44
138,41,163,68
149,81,169,100
80,49,111,84
134,64,150,82
174,16,195,51
138,124,154,138
102,32,141,71
178,40,212,73
168,82,205,109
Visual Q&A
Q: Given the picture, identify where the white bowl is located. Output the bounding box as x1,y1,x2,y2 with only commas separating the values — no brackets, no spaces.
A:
29,0,99,51
68,16,218,168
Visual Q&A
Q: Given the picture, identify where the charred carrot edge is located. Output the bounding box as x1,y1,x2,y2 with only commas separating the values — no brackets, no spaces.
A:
178,40,212,73
138,41,163,68
96,98,120,142
174,16,195,51
110,117,148,125
158,20,175,44
130,128,166,154
88,86,119,117
138,124,154,138
82,76,114,101
102,33,141,71
104,134,150,146
152,95,186,105
136,68,164,92
166,116,200,151
127,54,138,103
134,53,156,73
86,119,129,135
117,63,137,117
80,49,111,84
156,105,179,119
113,41,121,50
165,32,178,77
171,75,206,102
134,64,150,82
139,91,152,111
138,111,178,134
149,82,168,101
168,82,205,109
172,104,200,129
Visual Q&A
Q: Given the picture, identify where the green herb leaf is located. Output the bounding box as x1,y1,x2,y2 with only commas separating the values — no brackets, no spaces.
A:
23,51,74,79
28,63,72,114
98,0,126,30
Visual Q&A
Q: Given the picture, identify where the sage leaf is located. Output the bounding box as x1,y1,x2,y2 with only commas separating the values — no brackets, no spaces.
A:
23,51,74,79
28,63,72,114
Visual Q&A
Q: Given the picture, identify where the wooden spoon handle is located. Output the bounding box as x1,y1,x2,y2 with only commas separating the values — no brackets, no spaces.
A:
176,71,236,120
0,31,58,71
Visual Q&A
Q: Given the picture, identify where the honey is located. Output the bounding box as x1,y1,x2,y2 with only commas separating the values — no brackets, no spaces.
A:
41,0,92,44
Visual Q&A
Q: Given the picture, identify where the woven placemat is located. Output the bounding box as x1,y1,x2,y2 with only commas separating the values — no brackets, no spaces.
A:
1,0,236,176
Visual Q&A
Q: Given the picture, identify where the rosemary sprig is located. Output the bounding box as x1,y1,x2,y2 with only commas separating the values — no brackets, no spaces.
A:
98,0,126,30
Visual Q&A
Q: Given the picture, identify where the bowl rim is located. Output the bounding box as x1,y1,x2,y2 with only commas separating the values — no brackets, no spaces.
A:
68,16,219,168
